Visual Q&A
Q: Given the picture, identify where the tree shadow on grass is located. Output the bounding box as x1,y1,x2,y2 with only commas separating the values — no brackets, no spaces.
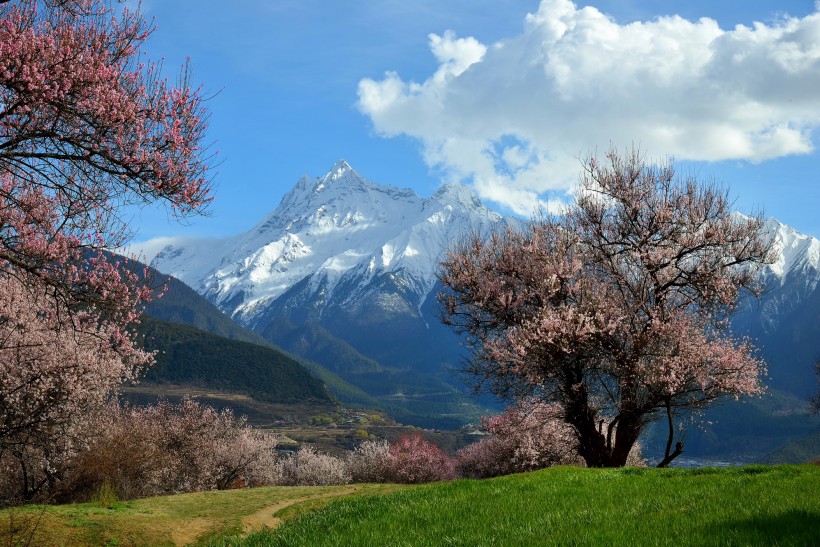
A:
711,510,820,545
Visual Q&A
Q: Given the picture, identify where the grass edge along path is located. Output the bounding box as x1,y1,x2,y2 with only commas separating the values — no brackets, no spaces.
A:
0,483,401,546
240,465,820,547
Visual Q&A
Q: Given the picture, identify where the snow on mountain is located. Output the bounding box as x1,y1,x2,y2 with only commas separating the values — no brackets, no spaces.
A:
764,217,820,288
146,161,820,339
148,160,503,327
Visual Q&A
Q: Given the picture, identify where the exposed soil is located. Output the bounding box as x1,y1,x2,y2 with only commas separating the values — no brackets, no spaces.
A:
240,486,360,534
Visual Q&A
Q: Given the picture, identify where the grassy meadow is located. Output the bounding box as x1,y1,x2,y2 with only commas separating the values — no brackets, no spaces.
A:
2,465,817,546
240,465,819,547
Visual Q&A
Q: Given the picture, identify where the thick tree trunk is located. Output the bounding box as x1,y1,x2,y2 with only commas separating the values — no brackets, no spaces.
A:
576,416,609,467
568,405,642,467
610,413,641,467
566,401,640,467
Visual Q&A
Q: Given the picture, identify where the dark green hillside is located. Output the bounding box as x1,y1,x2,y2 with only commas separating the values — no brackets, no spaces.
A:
144,274,272,347
261,317,385,375
759,430,820,464
133,263,393,410
137,317,332,405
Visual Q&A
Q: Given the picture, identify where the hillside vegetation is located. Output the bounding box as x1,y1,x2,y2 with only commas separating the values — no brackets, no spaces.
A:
144,275,275,348
137,317,333,405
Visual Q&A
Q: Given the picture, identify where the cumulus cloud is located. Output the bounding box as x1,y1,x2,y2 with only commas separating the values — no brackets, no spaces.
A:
357,0,820,215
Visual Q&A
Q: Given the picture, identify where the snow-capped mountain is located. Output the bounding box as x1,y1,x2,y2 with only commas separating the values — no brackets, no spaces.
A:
734,218,820,396
147,160,820,397
766,217,820,284
149,160,504,371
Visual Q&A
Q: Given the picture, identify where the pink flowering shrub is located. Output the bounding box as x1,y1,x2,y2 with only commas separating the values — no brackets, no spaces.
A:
457,401,582,479
61,398,276,501
454,436,513,479
387,433,455,484
0,273,150,505
346,440,392,483
273,446,351,486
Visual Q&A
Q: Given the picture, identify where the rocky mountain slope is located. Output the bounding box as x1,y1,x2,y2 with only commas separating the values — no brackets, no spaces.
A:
734,218,820,396
146,161,506,422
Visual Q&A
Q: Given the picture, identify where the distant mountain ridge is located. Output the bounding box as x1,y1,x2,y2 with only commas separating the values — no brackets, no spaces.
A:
145,161,820,434
151,160,501,334
140,258,480,428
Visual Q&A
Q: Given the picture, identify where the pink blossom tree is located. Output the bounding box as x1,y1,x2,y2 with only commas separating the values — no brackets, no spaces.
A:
439,149,772,468
0,0,211,317
0,0,211,501
0,273,150,502
63,397,277,501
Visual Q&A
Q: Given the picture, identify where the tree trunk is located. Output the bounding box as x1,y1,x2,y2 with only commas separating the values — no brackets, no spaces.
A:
569,407,642,467
609,413,641,467
656,401,684,467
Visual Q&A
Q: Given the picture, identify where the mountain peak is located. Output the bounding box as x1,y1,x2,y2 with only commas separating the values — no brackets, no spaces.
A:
317,159,365,190
765,217,820,280
431,183,483,209
328,159,353,178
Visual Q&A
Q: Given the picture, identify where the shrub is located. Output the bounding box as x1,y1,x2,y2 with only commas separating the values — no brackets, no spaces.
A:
274,446,351,486
95,479,118,509
346,440,392,483
387,433,455,484
456,401,582,479
61,398,277,501
455,435,517,479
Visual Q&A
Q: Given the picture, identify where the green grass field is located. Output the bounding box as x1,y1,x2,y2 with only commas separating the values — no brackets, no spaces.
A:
238,465,820,547
2,465,817,546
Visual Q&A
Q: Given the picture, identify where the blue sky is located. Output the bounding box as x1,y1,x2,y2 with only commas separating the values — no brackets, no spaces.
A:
131,0,820,243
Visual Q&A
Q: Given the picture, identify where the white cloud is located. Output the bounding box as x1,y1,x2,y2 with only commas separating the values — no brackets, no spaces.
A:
357,0,820,215
121,236,191,264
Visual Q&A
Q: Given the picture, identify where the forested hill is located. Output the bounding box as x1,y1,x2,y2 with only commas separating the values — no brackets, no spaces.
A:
136,317,333,405
143,272,273,348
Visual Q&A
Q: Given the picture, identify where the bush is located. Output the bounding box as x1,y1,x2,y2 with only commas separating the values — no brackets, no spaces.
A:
61,398,277,501
346,440,392,483
387,433,455,484
274,446,351,486
456,401,583,479
95,479,118,509
455,435,517,479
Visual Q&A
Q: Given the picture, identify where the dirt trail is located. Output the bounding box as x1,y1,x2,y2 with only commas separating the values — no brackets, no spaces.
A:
241,486,360,534
170,486,362,545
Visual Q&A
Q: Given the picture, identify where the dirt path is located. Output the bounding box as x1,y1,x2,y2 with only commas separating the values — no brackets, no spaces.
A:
240,486,360,534
170,486,376,545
